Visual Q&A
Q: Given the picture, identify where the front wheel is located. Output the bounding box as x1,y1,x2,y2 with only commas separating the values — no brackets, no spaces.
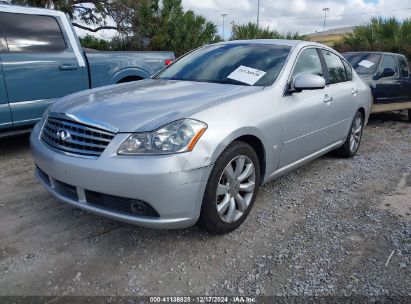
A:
199,141,260,234
334,111,364,158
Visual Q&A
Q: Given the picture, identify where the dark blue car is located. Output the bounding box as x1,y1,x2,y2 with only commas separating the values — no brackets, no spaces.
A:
343,51,411,120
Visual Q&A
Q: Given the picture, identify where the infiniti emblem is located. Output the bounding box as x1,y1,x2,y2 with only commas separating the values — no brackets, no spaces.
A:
57,129,71,141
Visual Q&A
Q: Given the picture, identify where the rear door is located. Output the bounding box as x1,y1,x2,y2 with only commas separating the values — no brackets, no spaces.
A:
374,54,404,103
0,27,11,130
0,12,88,127
320,49,356,141
397,55,411,101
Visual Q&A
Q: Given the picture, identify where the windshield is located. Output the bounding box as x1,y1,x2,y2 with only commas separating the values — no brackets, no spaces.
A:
343,53,381,75
154,43,291,86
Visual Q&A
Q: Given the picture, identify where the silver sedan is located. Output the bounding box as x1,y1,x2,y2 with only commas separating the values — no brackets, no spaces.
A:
30,40,372,234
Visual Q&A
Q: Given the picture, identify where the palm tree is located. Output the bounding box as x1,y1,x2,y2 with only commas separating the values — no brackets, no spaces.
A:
335,17,411,59
231,22,305,40
231,22,281,40
172,11,218,56
130,0,219,56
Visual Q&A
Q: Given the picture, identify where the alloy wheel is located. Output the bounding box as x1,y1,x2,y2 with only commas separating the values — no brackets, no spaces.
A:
216,155,256,223
349,116,363,153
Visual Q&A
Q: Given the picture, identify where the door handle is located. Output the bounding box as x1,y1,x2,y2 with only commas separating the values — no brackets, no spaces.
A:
351,87,359,95
323,94,333,103
59,64,78,71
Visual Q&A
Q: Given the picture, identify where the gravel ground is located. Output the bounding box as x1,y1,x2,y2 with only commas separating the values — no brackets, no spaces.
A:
0,112,410,300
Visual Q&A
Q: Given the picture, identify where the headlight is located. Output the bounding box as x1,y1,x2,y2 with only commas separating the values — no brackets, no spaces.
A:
118,119,207,155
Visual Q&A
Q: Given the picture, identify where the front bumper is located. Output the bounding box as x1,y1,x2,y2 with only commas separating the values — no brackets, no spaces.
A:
30,123,213,229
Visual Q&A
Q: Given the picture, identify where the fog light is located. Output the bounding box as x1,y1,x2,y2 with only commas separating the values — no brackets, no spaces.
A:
130,200,159,217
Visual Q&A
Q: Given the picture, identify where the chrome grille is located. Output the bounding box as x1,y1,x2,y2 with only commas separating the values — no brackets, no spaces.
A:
41,116,115,157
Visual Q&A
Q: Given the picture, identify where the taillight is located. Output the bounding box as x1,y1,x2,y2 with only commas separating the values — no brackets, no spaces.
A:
165,59,173,66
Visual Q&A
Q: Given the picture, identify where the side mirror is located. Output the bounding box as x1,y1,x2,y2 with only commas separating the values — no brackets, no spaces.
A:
293,74,326,92
381,68,395,77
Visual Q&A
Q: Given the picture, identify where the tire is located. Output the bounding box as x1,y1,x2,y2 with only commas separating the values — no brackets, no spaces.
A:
335,111,364,158
117,76,143,84
408,109,411,122
198,141,260,234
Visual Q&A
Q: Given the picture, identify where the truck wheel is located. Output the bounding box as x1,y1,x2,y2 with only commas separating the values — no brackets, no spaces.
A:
198,141,260,234
335,111,364,158
117,76,143,83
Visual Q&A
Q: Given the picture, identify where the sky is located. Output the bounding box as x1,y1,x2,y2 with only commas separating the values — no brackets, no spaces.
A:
182,0,411,38
75,0,411,39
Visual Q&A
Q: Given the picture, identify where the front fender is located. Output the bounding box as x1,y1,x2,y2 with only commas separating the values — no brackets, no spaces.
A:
209,126,269,165
184,125,270,173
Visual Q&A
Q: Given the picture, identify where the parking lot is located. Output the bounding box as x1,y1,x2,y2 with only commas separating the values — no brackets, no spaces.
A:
0,112,410,297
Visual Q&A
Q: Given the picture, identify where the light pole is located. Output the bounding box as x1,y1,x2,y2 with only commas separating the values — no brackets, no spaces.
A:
322,7,330,33
257,0,260,28
221,13,228,40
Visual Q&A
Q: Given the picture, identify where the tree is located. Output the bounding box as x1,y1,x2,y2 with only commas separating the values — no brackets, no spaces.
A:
79,34,112,50
231,22,305,40
11,0,139,33
334,17,411,59
129,0,219,56
9,0,221,55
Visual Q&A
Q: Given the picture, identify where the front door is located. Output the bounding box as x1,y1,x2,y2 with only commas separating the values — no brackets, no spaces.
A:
319,49,356,142
374,54,404,104
0,12,88,127
280,48,331,167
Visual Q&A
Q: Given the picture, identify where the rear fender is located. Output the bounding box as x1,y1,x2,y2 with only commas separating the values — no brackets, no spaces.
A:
111,68,151,84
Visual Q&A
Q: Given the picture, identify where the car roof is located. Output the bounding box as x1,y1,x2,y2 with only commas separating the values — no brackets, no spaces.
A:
212,39,340,56
343,51,406,57
0,3,65,18
220,39,328,48
223,39,305,46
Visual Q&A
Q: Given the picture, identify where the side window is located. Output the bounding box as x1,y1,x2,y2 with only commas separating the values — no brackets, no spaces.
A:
342,60,353,81
380,55,398,75
321,50,347,84
292,48,323,78
0,12,66,53
398,56,410,78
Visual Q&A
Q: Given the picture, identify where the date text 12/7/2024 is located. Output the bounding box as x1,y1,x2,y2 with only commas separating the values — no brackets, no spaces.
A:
149,296,257,303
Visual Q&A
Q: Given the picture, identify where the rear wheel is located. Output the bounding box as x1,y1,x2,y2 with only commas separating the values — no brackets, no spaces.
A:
335,111,364,158
199,141,260,234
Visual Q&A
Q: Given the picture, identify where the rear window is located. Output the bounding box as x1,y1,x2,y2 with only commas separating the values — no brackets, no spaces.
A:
0,12,66,53
343,53,381,75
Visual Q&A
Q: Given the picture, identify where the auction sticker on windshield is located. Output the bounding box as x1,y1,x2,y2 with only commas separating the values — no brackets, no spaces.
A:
227,65,267,85
358,60,375,69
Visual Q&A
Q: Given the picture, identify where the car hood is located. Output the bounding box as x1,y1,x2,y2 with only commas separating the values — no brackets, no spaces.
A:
51,79,262,132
